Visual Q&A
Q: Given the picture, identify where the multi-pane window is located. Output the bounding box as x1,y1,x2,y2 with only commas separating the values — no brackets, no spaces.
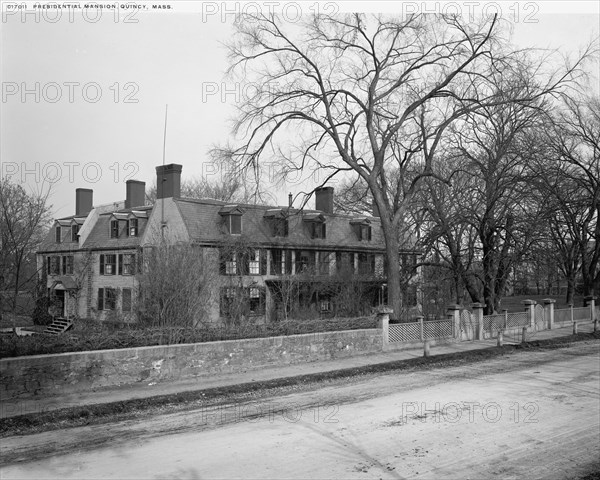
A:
219,287,266,317
122,288,132,312
220,287,236,317
248,287,264,314
55,226,61,243
110,220,119,238
100,254,117,275
220,249,266,275
225,253,237,275
248,249,260,275
320,299,332,312
62,255,73,275
128,218,138,237
47,256,60,275
318,252,331,275
271,249,291,275
71,225,80,242
358,253,376,275
359,224,372,241
336,252,354,274
310,222,326,239
296,250,315,273
271,218,288,237
97,287,116,311
224,214,242,234
119,254,135,275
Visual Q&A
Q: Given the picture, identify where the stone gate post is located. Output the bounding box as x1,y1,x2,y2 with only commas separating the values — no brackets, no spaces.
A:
471,303,484,340
447,304,461,339
584,296,597,321
417,315,424,341
522,300,536,329
543,299,556,330
377,307,392,351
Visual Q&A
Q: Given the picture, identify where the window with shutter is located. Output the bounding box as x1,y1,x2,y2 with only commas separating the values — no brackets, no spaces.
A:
110,220,119,238
122,288,132,312
71,224,80,242
97,288,104,310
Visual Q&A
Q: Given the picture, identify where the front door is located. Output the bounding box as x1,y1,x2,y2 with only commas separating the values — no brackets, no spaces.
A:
54,290,66,318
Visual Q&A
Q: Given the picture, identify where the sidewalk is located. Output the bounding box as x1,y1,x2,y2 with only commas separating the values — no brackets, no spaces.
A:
1,322,597,419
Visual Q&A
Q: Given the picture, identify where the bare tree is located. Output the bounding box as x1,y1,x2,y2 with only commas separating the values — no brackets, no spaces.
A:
0,178,52,319
221,13,589,319
136,242,217,332
533,94,600,299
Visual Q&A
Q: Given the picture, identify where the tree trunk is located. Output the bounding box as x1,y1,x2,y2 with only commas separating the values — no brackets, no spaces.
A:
565,276,575,305
383,229,403,322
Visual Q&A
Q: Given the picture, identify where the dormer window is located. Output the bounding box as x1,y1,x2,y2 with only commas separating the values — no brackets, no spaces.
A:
227,215,242,234
303,213,326,239
71,224,80,242
219,205,244,235
350,218,372,241
310,222,326,239
55,226,61,243
264,209,289,237
128,218,138,237
110,220,119,238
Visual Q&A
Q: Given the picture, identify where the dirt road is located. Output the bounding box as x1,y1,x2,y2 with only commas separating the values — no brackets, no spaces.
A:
2,342,599,479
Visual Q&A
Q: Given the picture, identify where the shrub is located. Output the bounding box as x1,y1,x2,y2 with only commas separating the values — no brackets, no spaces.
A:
31,296,53,326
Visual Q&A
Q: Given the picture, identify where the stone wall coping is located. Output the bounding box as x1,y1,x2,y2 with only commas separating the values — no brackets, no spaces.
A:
0,328,381,364
543,298,556,304
522,300,537,305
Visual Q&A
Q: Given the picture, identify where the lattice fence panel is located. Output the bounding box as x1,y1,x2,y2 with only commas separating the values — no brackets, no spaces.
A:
423,320,453,339
460,310,476,330
388,322,421,343
572,307,591,321
506,312,528,328
483,314,504,332
554,308,571,325
535,304,545,330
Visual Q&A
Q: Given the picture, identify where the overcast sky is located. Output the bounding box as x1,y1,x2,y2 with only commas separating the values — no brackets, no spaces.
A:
1,1,599,218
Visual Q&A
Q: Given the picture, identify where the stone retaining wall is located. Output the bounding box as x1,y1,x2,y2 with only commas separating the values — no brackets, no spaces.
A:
0,328,382,400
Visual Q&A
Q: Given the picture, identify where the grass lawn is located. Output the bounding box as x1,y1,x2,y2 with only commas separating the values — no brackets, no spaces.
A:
0,312,34,329
500,294,585,312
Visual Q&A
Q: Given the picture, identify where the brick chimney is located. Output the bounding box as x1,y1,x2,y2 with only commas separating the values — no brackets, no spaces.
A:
125,180,146,209
156,164,182,199
315,187,334,214
75,188,93,216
